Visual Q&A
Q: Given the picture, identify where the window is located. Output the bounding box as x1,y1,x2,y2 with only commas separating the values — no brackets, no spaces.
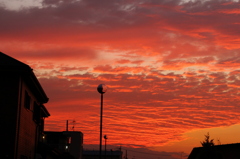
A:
68,137,72,144
24,91,31,109
33,102,40,123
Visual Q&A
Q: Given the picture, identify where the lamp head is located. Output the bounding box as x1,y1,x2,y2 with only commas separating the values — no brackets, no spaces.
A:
97,84,107,94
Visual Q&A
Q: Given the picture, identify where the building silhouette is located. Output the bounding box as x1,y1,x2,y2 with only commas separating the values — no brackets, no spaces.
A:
82,150,122,159
0,52,50,159
43,131,83,159
188,143,240,159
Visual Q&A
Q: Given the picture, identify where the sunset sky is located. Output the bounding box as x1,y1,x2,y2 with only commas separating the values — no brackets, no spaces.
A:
1,0,240,158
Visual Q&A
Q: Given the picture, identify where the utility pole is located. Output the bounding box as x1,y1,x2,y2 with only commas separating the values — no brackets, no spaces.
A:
66,120,68,131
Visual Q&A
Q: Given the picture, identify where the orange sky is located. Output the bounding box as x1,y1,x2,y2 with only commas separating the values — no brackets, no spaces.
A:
1,0,240,158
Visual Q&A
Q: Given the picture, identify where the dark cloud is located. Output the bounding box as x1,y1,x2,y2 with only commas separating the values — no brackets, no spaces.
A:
19,48,98,61
0,0,239,69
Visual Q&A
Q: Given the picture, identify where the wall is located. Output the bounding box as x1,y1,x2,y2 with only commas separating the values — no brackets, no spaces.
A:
17,80,39,159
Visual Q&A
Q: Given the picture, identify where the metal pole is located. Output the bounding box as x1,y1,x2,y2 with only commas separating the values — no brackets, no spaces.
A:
100,93,103,159
105,137,107,159
66,120,68,131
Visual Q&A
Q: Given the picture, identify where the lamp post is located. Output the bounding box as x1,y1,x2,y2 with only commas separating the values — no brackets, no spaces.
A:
104,135,108,159
97,84,107,159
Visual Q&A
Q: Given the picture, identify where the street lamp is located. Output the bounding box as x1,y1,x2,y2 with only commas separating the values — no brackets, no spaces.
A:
104,135,108,159
97,84,107,159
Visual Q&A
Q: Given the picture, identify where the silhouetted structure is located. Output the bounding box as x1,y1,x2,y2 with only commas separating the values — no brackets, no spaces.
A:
43,131,83,159
83,150,122,159
0,52,50,159
97,84,108,159
188,143,240,159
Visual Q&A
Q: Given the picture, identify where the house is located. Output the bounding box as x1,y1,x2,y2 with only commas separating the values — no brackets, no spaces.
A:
0,52,50,159
82,150,123,159
43,131,84,159
188,143,240,159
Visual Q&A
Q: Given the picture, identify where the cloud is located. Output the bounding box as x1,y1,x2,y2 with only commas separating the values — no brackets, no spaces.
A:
0,0,43,10
39,65,240,149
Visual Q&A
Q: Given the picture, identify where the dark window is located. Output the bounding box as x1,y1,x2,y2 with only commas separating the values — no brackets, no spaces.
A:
68,137,72,144
24,91,31,109
33,102,40,123
39,118,44,132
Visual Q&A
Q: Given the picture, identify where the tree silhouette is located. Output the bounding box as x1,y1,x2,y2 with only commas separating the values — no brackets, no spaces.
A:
201,132,214,147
